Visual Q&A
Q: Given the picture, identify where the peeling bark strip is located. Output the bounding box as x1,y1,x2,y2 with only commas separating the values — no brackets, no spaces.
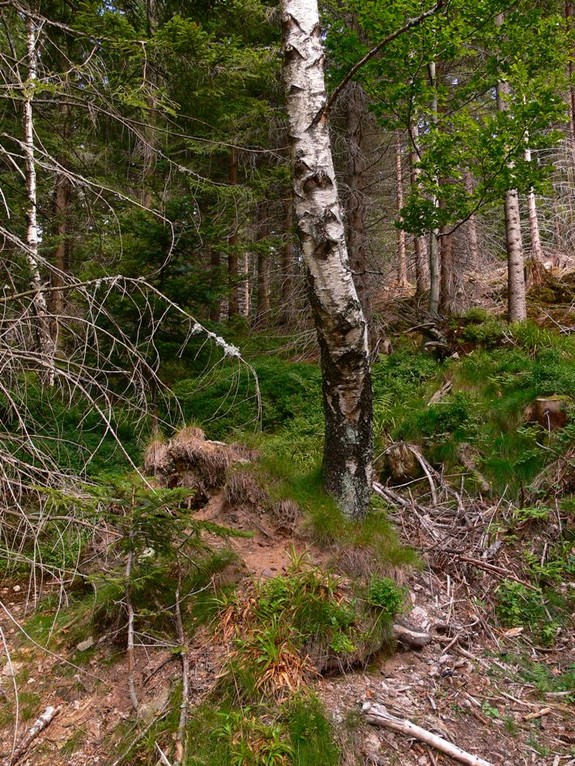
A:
281,0,373,518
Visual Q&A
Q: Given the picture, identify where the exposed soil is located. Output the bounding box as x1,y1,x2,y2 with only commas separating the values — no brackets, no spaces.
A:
1,436,574,766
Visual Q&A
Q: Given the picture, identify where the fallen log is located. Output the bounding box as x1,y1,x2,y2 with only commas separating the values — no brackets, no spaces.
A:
3,705,60,766
362,702,494,766
392,622,432,649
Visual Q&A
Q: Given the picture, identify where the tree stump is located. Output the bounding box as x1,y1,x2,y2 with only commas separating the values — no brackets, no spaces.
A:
525,396,569,431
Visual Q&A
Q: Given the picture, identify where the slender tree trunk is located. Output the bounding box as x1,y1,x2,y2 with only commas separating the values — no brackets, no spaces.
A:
256,204,270,321
496,30,527,322
524,142,544,275
428,61,441,314
503,187,527,321
282,0,373,518
256,251,270,320
24,16,56,385
410,122,428,293
228,148,240,318
343,81,375,349
209,248,222,321
395,131,408,287
50,173,71,318
464,170,479,270
439,225,454,314
238,252,250,318
429,230,440,313
280,197,296,325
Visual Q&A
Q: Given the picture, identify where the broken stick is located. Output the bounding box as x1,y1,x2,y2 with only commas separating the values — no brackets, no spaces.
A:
4,705,60,766
363,702,494,766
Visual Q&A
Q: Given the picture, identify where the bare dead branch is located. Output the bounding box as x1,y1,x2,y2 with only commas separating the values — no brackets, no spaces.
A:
363,702,494,766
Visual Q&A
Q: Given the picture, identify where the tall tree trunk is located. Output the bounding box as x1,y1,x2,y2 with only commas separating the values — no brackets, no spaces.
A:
395,131,408,288
238,252,250,318
428,61,441,314
280,197,296,326
496,27,527,322
439,225,454,314
524,142,545,278
256,250,270,321
428,231,441,313
50,173,71,317
410,122,428,294
209,248,222,321
282,0,373,518
343,81,374,349
503,186,527,321
464,170,479,270
24,16,55,385
228,148,240,318
256,204,270,321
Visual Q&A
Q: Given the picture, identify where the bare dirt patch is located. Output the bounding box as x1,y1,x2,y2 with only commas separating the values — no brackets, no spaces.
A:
1,455,573,765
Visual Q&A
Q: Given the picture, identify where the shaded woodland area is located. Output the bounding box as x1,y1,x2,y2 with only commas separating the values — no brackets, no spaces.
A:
1,1,575,764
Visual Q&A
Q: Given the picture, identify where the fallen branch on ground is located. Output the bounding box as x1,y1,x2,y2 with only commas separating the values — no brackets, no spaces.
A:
3,705,60,766
362,702,494,766
442,551,539,592
392,622,432,648
174,582,189,765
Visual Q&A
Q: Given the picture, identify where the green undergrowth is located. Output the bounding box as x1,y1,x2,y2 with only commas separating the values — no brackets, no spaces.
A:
112,555,392,765
167,357,322,439
120,691,340,766
20,477,243,650
0,376,144,478
493,503,575,645
216,556,403,703
250,426,417,572
493,651,575,703
372,321,575,497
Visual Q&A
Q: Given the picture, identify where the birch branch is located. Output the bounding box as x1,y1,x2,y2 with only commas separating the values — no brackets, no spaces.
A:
363,702,494,766
3,705,60,766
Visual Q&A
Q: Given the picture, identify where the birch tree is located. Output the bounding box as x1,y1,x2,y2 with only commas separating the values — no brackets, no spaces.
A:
281,0,373,518
23,16,56,384
496,15,527,323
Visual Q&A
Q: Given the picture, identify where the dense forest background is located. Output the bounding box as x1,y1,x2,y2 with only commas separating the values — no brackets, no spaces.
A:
2,1,575,765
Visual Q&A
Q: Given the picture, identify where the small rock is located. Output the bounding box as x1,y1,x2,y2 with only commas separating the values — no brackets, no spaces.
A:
2,661,23,677
76,637,95,652
12,585,21,593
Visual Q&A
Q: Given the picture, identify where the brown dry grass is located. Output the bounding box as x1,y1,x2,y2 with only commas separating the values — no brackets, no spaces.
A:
144,427,257,498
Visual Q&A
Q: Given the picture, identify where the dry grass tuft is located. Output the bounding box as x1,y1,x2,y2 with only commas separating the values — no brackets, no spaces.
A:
270,499,301,533
224,468,268,509
334,546,381,579
144,428,256,501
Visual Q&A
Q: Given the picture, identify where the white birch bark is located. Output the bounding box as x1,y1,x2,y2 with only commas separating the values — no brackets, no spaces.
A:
23,16,56,385
427,61,441,314
281,0,373,518
395,131,408,287
496,15,527,322
464,170,479,269
524,143,544,263
410,121,429,293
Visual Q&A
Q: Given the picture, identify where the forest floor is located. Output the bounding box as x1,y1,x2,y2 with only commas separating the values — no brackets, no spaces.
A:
1,477,574,766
